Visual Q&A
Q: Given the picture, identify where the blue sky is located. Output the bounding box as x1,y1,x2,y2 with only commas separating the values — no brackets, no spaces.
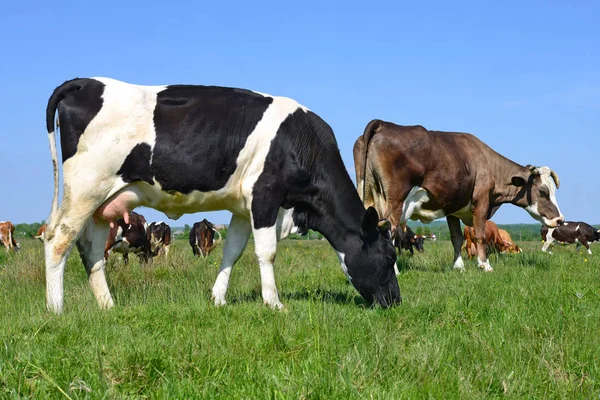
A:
1,1,598,226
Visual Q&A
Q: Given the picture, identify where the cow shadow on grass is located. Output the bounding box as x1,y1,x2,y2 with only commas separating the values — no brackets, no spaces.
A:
227,287,368,307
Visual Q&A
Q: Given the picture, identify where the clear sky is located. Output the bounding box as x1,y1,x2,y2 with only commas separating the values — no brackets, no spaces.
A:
1,1,598,227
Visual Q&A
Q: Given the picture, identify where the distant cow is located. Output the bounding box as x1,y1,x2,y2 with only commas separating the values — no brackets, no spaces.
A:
541,221,600,255
147,221,171,257
189,219,222,258
43,77,399,313
498,229,521,254
104,211,150,263
463,221,506,258
395,226,424,255
34,224,47,241
0,221,19,251
354,120,564,272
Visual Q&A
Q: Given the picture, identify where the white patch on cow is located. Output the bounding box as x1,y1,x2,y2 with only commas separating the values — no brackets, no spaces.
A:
477,256,494,272
453,255,465,272
401,187,446,224
336,251,352,281
588,248,593,255
529,167,564,227
393,262,400,276
576,224,580,231
541,227,555,253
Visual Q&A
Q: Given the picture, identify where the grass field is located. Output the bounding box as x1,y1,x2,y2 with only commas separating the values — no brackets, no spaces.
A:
1,238,599,398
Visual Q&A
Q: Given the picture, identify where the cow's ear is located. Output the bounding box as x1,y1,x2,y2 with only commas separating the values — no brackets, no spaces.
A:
360,207,380,240
377,219,391,233
511,176,527,187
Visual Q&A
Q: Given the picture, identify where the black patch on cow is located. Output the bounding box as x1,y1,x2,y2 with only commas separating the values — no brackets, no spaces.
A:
117,143,154,185
251,109,365,231
56,79,105,163
151,85,273,194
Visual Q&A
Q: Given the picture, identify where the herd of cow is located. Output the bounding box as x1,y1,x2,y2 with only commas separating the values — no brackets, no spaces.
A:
0,216,222,261
1,77,598,313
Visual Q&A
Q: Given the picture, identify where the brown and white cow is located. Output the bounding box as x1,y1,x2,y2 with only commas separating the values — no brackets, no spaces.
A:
0,221,20,251
463,221,506,258
104,211,150,263
147,221,171,257
34,224,47,241
354,120,564,272
498,228,521,254
189,219,223,258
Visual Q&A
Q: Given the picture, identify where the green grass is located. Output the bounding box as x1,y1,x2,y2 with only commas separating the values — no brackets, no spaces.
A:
1,238,599,398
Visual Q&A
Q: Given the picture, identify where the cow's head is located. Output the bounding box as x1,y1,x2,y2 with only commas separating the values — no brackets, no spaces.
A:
345,207,401,308
512,166,564,228
413,235,425,253
594,229,600,243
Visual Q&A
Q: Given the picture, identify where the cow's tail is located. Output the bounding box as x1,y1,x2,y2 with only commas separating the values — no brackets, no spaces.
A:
45,78,86,223
360,119,383,203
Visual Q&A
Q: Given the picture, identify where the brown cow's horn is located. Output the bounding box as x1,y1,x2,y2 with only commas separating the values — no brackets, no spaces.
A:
550,169,560,189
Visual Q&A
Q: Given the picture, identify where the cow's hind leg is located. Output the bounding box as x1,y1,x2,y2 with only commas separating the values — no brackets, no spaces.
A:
211,214,251,306
76,220,114,309
45,201,99,313
447,216,465,272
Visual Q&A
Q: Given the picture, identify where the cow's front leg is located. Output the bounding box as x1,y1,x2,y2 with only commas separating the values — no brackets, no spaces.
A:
580,239,592,255
211,214,251,306
447,215,465,271
473,215,493,272
252,223,284,310
76,220,114,309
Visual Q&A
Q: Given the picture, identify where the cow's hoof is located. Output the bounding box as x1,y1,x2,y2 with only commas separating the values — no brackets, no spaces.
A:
264,299,285,310
453,266,466,273
211,294,227,307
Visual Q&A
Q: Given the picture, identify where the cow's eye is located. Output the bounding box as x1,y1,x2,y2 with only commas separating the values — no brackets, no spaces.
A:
539,189,549,198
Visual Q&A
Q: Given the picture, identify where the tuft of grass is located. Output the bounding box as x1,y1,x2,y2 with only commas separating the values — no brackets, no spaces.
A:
0,238,599,398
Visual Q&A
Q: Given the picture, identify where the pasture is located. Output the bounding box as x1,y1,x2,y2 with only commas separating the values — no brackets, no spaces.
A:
1,238,599,398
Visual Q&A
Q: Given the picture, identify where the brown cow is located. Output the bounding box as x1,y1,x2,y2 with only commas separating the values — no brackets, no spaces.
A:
189,219,222,258
34,224,47,241
0,221,19,251
498,229,521,254
463,221,506,258
354,120,563,272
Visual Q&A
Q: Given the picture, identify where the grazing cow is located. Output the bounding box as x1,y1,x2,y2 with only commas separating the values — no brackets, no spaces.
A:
104,211,150,263
190,219,222,258
463,221,506,258
354,120,564,272
541,222,600,255
498,229,521,254
43,77,400,313
395,225,424,255
0,221,20,251
34,224,47,241
147,221,171,257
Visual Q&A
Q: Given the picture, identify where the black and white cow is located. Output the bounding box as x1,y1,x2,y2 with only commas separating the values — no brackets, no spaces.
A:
43,77,400,313
541,221,600,255
395,225,424,255
147,221,171,257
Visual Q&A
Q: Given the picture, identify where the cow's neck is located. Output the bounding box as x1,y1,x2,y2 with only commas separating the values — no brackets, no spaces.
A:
298,166,366,254
492,159,530,206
